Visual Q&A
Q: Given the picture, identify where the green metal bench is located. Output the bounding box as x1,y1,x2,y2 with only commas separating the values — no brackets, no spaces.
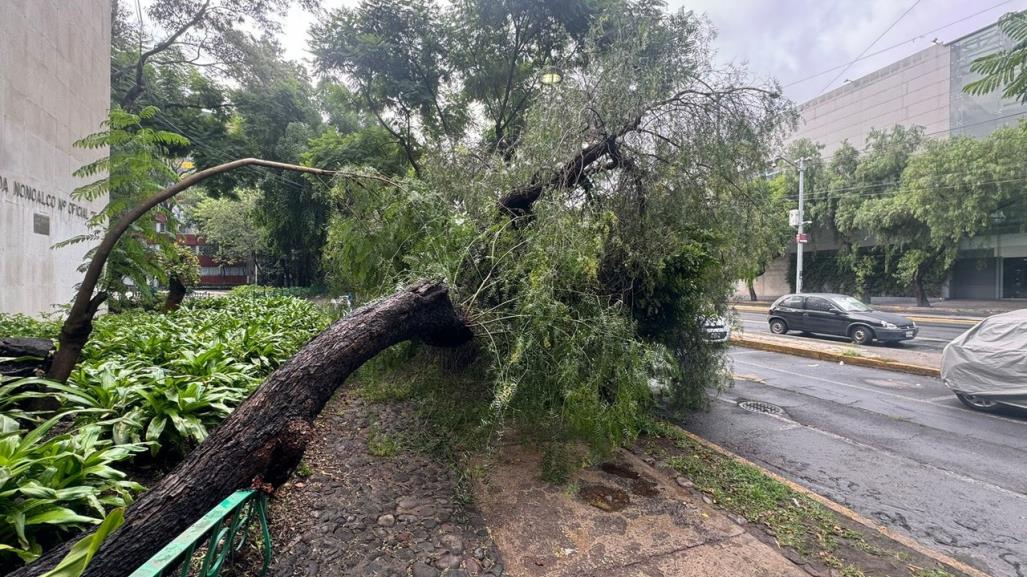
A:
128,490,271,577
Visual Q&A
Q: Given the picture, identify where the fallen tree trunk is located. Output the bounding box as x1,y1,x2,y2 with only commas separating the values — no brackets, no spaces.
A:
14,281,472,577
0,338,54,377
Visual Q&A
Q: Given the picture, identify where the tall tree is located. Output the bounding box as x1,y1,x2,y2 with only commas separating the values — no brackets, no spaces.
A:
310,0,455,175
111,0,316,109
833,126,924,302
23,6,794,574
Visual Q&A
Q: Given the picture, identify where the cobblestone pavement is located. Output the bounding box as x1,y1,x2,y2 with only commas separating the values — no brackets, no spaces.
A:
259,392,504,577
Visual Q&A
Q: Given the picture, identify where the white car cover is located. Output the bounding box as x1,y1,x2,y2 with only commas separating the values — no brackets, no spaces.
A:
941,309,1027,398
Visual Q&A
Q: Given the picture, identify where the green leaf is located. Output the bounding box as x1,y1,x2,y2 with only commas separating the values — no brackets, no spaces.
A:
38,508,125,577
25,507,99,527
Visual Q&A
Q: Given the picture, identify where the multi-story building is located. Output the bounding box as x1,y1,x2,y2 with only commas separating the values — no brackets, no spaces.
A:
0,1,112,315
750,20,1027,300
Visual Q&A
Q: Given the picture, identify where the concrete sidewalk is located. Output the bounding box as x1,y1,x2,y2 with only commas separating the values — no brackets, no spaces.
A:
475,444,809,577
474,435,980,577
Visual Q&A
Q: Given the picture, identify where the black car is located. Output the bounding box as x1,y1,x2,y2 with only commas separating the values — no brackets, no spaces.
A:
767,293,918,345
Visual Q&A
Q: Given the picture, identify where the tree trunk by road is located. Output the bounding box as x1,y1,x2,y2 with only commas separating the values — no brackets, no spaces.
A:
747,278,758,301
913,275,931,308
14,281,472,577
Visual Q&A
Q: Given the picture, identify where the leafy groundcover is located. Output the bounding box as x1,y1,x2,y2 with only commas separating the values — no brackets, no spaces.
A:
0,289,329,569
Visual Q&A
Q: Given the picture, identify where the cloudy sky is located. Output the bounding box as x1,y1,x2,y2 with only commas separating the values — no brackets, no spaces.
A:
275,0,1027,104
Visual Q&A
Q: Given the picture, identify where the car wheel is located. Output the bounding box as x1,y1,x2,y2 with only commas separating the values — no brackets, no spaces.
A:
955,393,1001,413
849,325,873,345
769,319,788,335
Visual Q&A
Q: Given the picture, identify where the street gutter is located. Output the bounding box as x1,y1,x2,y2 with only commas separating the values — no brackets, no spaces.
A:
664,423,994,577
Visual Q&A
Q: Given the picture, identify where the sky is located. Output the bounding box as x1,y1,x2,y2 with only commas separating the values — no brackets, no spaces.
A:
274,0,1027,104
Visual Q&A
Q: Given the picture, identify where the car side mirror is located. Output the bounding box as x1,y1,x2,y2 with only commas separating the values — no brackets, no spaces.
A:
830,308,842,314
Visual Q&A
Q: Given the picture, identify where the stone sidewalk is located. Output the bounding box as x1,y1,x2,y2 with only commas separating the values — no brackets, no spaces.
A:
254,392,503,577
250,388,970,577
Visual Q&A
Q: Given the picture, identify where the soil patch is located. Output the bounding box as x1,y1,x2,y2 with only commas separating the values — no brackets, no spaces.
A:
578,483,630,512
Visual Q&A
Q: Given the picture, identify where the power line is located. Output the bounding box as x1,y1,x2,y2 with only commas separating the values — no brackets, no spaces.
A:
817,0,924,97
784,0,1015,89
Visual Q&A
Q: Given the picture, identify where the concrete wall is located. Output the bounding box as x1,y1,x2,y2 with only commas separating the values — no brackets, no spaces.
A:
790,44,950,156
0,1,111,316
733,254,791,301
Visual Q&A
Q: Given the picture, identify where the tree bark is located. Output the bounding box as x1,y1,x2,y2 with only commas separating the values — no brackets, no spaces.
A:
746,278,757,302
162,275,187,312
913,274,931,308
0,338,54,377
14,281,472,577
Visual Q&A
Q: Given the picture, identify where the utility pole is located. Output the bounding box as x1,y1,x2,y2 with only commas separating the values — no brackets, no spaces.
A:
796,157,806,293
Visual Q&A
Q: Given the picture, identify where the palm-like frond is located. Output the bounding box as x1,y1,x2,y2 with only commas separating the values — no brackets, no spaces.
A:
965,11,1027,102
67,107,193,301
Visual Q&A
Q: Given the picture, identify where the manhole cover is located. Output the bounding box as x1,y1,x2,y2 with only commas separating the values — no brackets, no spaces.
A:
738,400,785,416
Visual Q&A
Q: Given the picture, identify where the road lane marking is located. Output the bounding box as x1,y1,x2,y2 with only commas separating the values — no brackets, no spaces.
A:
731,356,1027,428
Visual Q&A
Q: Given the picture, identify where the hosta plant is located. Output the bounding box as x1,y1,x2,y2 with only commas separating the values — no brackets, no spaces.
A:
0,416,144,567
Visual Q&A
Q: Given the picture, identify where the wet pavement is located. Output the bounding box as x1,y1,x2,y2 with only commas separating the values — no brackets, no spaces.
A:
680,348,1027,577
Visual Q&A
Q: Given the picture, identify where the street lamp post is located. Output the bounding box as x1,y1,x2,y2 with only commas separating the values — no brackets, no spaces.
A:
796,157,806,293
777,156,810,293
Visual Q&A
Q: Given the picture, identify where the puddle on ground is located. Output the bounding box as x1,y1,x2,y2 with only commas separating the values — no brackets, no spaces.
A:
579,483,630,512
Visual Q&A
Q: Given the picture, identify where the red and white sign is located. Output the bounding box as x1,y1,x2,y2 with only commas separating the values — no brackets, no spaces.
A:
796,233,809,243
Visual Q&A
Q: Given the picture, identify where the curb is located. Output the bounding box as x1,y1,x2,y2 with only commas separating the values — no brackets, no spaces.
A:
905,315,978,327
667,424,994,577
731,335,940,377
731,305,979,328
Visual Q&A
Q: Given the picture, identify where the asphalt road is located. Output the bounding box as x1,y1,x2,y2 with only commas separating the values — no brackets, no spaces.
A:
736,310,969,353
679,348,1027,577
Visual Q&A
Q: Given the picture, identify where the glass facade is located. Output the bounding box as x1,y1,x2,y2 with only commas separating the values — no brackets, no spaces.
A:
949,24,1027,139
1003,257,1027,299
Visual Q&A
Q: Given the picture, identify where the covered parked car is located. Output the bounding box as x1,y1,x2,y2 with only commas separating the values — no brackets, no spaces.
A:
768,293,918,345
942,309,1027,412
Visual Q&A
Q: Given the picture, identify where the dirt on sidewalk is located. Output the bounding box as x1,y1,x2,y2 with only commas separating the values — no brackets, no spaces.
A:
475,425,977,577
475,443,808,577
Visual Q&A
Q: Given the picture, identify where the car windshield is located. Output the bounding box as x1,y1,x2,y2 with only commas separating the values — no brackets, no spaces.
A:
831,296,873,312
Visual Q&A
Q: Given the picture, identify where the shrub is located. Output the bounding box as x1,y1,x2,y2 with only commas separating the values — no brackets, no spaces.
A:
0,416,144,568
0,292,330,567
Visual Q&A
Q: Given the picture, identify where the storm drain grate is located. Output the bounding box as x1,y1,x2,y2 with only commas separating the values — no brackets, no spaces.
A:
738,400,785,416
